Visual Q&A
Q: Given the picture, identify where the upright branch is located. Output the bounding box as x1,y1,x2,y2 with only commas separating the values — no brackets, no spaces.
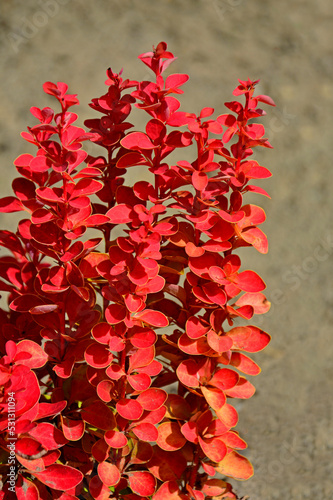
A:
0,41,275,500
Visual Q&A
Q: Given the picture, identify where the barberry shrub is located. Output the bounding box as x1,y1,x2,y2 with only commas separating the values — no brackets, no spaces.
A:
0,42,275,499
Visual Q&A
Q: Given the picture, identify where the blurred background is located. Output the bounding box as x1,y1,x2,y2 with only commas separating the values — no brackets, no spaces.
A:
1,1,332,498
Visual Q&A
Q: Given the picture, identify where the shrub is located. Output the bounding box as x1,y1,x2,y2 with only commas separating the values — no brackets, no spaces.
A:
0,42,275,499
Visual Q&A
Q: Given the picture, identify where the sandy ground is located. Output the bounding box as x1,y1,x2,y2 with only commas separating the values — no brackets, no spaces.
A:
1,1,333,498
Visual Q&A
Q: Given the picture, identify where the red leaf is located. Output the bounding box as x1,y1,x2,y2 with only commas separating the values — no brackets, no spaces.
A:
89,475,110,500
148,447,187,482
30,155,50,172
97,379,115,402
60,241,84,262
133,309,169,327
233,270,266,292
85,214,110,227
36,401,67,420
104,430,128,448
121,132,157,150
127,372,151,391
256,94,276,106
98,461,121,487
199,436,227,462
61,416,85,441
16,474,39,500
185,316,210,339
176,359,200,388
178,334,211,356
105,304,127,324
132,422,159,442
14,153,34,167
106,204,134,223
129,346,155,371
146,119,166,142
137,388,168,411
235,292,270,314
80,252,109,279
71,178,103,197
15,340,48,369
128,471,156,496
29,422,68,450
209,368,239,391
30,304,59,315
189,253,218,279
220,430,247,449
116,151,147,169
116,398,143,421
156,421,186,451
53,357,75,379
202,282,227,306
207,330,233,353
181,421,199,444
10,294,45,312
84,343,113,368
0,196,24,213
185,241,205,257
165,73,189,89
16,437,43,457
192,171,208,191
129,327,157,348
32,464,83,491
200,107,215,118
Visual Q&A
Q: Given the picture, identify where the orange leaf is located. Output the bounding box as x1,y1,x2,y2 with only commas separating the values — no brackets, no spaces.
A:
201,386,226,411
215,403,239,430
128,471,156,496
97,461,120,487
157,421,186,451
216,450,254,480
152,481,188,500
225,377,256,399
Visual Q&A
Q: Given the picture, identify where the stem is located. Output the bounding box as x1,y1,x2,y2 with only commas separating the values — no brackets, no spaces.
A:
59,303,66,359
120,349,127,399
189,445,200,488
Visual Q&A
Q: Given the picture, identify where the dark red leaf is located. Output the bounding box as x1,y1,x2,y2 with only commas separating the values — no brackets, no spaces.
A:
81,401,116,430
